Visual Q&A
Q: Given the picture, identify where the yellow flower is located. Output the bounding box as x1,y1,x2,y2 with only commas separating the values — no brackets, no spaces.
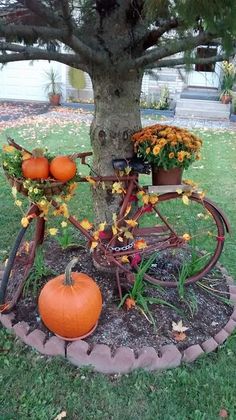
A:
33,188,39,194
182,233,191,241
146,147,151,154
21,217,29,228
15,200,22,207
61,221,68,228
153,145,161,156
169,152,175,159
48,228,58,236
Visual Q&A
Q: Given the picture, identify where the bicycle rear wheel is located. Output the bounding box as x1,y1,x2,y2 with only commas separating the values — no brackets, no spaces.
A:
131,192,226,287
0,204,44,312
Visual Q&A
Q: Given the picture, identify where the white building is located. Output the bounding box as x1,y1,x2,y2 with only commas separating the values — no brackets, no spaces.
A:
0,46,222,104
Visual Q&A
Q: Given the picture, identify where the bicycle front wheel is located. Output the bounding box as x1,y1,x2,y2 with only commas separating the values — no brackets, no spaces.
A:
131,192,225,287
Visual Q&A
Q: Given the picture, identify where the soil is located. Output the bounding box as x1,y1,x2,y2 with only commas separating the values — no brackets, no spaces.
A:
5,239,233,354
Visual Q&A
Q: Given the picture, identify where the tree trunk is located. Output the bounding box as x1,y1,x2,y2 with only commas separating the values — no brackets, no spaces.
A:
90,69,143,223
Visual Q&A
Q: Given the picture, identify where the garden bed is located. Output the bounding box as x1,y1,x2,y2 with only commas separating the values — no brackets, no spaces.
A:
8,239,233,355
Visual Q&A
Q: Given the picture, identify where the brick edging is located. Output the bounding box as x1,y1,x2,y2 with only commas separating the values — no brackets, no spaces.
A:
1,264,236,374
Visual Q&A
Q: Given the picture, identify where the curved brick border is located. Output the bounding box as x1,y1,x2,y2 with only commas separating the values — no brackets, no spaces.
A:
1,264,236,374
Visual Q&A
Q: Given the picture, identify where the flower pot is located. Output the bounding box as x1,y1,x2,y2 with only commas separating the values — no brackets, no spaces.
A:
49,94,61,106
221,95,231,104
152,166,183,186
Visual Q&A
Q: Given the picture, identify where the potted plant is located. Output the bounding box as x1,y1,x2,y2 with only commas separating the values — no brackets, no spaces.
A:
44,68,62,106
131,124,202,185
220,61,236,104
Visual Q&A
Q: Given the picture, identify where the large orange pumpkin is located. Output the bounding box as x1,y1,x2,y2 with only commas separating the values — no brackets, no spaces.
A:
38,258,102,339
50,156,77,182
22,149,49,180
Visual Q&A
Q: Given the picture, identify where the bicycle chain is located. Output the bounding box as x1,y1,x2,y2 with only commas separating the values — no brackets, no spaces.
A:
109,241,134,252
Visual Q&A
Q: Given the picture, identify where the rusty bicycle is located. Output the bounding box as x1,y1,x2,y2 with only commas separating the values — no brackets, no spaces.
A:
0,140,230,313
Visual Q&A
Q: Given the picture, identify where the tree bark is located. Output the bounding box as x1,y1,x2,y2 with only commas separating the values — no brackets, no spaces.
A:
90,68,143,223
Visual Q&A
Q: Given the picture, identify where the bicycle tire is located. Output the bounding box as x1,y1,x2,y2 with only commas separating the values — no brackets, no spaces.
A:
0,207,45,313
130,192,225,287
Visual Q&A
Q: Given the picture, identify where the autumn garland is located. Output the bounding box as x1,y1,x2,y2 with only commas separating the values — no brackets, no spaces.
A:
2,144,77,233
132,124,202,170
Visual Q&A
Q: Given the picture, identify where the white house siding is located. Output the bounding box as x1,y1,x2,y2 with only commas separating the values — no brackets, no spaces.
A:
0,60,68,102
142,68,185,102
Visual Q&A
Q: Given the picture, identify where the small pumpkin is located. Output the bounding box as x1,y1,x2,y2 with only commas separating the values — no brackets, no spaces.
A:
38,258,102,339
22,148,49,180
50,156,77,182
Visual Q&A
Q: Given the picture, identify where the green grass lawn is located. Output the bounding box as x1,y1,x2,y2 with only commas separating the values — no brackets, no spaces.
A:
0,121,236,419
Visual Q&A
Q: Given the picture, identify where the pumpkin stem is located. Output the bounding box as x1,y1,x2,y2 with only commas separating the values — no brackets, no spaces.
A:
32,148,45,158
64,257,79,286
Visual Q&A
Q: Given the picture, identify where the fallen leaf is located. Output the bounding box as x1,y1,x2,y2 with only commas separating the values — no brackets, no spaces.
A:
124,230,134,239
121,255,129,264
124,203,132,217
125,219,138,227
176,188,183,195
98,222,106,232
131,253,142,267
90,241,98,250
182,233,191,241
142,194,150,205
172,331,187,341
149,195,158,205
219,409,228,418
134,239,147,250
125,297,136,310
54,411,67,420
182,194,189,205
172,320,189,333
112,182,123,194
85,176,96,186
80,218,93,230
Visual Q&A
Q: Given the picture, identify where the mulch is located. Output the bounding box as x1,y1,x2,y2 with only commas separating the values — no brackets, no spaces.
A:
8,239,233,354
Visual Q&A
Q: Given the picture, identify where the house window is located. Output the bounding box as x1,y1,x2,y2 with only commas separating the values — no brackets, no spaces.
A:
195,47,217,72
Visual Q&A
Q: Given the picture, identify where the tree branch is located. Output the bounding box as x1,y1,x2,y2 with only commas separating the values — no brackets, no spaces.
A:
0,22,105,65
58,0,75,33
133,32,215,68
143,18,180,49
0,42,88,71
17,0,64,28
148,52,233,69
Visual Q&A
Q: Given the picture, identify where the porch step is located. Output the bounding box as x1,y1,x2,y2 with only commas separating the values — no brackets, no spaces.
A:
180,88,219,101
175,99,230,120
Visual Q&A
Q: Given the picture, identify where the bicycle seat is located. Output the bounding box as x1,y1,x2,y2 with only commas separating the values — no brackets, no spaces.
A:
112,157,151,174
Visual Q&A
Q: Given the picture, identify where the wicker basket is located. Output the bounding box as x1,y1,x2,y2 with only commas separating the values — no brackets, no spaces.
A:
5,172,67,199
